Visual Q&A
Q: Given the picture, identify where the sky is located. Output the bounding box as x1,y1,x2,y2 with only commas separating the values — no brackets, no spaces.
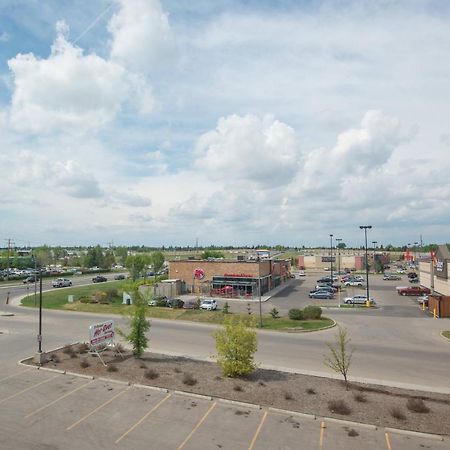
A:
0,0,449,248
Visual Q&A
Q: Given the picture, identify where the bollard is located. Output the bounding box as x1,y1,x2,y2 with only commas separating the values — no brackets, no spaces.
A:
433,308,437,318
6,292,9,305
422,302,425,311
366,300,371,308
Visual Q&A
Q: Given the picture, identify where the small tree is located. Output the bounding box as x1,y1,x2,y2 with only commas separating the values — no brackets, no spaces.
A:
222,302,230,314
214,316,257,377
270,308,280,319
324,326,354,390
119,285,150,358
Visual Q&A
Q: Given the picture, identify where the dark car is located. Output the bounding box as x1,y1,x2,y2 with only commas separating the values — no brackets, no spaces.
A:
167,298,184,308
309,290,334,299
23,276,39,284
114,274,125,280
182,300,198,309
92,275,107,283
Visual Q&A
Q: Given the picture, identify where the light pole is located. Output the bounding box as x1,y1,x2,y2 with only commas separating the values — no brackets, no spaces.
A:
372,241,377,273
335,238,342,308
414,241,419,265
258,277,262,328
360,225,372,304
330,234,333,283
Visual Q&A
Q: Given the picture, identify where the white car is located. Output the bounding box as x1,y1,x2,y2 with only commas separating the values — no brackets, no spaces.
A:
344,295,375,305
298,270,305,276
52,278,72,288
200,299,217,311
344,280,364,287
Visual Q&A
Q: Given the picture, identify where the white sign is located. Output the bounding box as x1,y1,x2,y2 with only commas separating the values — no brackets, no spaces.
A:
89,320,115,348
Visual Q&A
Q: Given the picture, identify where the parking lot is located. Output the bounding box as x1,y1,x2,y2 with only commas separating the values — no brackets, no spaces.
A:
0,366,447,450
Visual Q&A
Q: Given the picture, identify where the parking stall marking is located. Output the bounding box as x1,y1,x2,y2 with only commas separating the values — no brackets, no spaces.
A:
175,400,217,450
385,432,392,450
66,386,130,431
320,420,326,448
0,367,33,383
24,379,95,419
247,410,268,450
115,393,172,444
0,373,59,406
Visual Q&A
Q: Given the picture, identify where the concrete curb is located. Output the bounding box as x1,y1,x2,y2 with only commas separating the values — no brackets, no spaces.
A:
96,377,130,386
38,367,66,375
268,407,316,420
218,398,262,410
133,384,169,393
319,416,378,430
385,427,444,441
284,318,337,333
174,390,213,401
65,371,94,380
439,331,450,342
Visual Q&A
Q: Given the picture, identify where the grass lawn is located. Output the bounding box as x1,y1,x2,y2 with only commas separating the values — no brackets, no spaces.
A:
442,331,450,340
21,284,334,331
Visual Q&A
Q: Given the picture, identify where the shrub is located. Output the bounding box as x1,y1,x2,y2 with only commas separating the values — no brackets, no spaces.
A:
91,291,107,304
406,398,430,413
70,353,78,359
258,381,266,387
139,363,147,369
214,316,257,377
233,385,243,392
270,308,280,319
348,429,359,437
288,309,303,320
353,392,367,403
328,399,352,415
50,354,60,363
222,302,230,314
174,367,182,373
62,345,74,355
104,289,118,302
79,297,90,304
80,359,90,368
144,369,159,380
77,343,89,354
107,364,118,372
306,388,316,395
390,407,406,420
303,305,322,320
182,372,197,386
284,392,293,400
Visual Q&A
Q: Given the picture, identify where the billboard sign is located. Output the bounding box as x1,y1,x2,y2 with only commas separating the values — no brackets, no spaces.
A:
89,320,115,348
435,247,448,280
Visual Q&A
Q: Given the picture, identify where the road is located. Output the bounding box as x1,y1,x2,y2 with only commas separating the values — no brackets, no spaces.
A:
1,273,450,392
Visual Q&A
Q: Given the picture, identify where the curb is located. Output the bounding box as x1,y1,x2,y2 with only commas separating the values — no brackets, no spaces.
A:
439,331,450,342
218,398,262,410
38,367,66,375
97,377,130,386
320,416,378,430
133,384,169,393
385,427,444,441
286,318,337,333
174,390,213,401
268,407,316,420
65,371,94,380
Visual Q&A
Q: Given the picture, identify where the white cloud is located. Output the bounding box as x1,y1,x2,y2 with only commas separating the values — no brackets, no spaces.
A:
7,20,155,134
194,114,300,188
108,0,174,73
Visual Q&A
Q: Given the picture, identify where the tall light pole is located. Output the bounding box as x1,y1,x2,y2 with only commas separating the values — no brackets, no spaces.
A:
414,241,419,265
360,226,372,304
372,241,377,273
335,238,342,308
330,234,333,283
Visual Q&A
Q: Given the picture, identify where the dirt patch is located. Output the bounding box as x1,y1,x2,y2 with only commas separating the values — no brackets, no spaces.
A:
25,344,450,436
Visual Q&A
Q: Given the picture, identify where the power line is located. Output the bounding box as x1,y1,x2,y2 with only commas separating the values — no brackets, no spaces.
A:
72,2,115,45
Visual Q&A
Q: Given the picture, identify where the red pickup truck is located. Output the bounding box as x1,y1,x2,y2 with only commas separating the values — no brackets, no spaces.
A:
397,286,431,296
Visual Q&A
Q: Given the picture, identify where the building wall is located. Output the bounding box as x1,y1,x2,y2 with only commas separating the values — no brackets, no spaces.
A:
419,261,450,296
169,260,272,284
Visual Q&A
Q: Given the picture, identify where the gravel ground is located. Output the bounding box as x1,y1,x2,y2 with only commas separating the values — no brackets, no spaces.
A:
26,344,450,436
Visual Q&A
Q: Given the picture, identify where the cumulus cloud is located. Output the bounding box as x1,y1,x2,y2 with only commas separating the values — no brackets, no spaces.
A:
108,0,174,73
194,114,300,188
7,19,155,134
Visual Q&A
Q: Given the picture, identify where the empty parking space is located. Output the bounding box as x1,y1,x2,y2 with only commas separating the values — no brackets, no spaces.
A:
0,369,447,449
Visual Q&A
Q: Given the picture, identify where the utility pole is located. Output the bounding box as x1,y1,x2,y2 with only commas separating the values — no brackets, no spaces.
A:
5,238,14,281
360,226,372,304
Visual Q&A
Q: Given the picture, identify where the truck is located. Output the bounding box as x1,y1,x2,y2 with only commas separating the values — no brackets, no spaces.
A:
396,286,430,296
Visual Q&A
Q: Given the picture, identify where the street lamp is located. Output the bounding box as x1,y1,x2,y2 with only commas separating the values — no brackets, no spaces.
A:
414,241,419,265
330,234,333,283
335,238,342,308
360,225,372,304
372,241,377,273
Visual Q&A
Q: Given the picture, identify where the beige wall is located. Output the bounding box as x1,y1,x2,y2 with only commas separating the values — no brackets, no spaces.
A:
419,261,450,296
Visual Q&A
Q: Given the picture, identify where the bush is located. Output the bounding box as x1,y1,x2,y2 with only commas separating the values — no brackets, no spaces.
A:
353,392,367,403
107,364,118,372
62,345,75,355
104,289,118,302
182,372,197,386
390,407,406,420
233,384,243,392
306,388,316,395
328,399,352,415
91,291,107,304
222,302,230,314
269,308,280,319
288,309,303,320
144,369,159,380
214,316,257,377
79,297,90,304
284,392,293,400
303,305,322,320
80,359,90,368
406,398,430,413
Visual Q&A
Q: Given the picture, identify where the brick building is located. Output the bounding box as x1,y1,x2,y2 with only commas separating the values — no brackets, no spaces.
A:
168,259,290,298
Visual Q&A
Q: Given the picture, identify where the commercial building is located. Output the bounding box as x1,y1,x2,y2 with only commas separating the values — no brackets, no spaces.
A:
168,258,290,298
419,245,450,318
297,251,389,271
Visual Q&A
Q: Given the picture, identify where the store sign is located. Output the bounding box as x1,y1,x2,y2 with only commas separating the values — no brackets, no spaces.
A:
89,320,115,348
224,273,253,278
434,247,448,280
193,268,205,280
321,256,336,263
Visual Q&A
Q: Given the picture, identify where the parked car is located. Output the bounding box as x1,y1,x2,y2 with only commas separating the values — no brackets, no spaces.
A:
417,295,429,306
200,299,218,311
409,277,419,284
407,272,418,279
397,286,430,296
344,295,376,305
298,270,305,276
344,280,364,287
309,290,334,299
182,300,199,309
52,278,72,288
114,274,125,280
167,298,184,308
148,296,168,307
383,274,401,281
92,275,108,283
